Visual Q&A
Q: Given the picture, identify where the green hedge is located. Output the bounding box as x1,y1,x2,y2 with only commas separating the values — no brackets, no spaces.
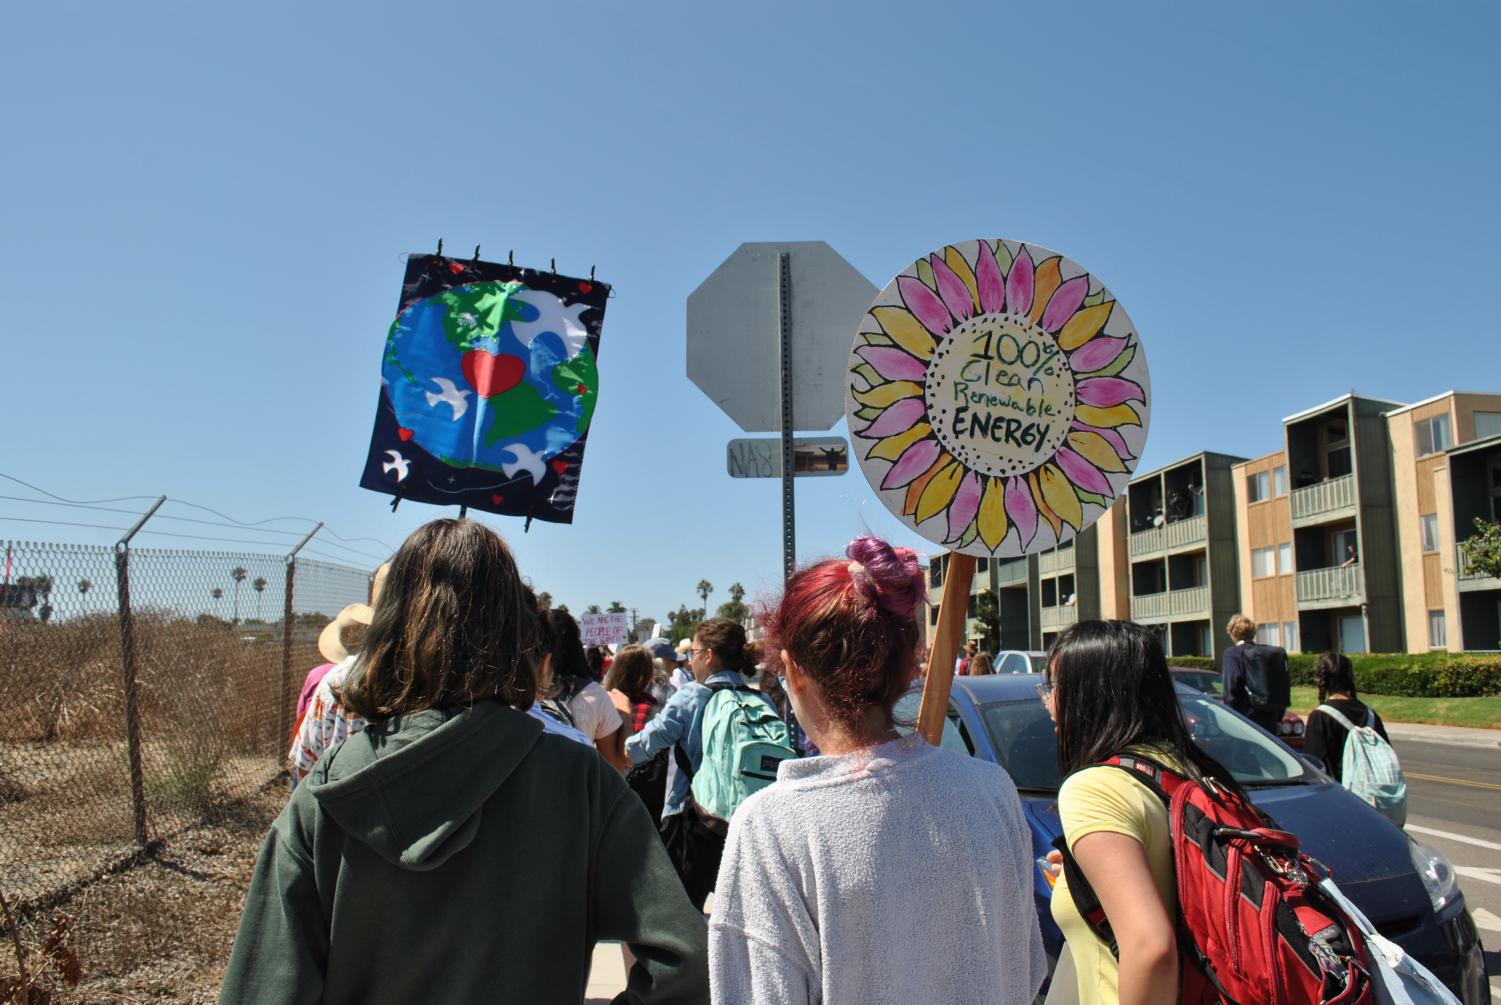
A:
1171,651,1501,697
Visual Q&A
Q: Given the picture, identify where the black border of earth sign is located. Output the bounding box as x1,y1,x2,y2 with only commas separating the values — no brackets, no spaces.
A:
845,239,1150,558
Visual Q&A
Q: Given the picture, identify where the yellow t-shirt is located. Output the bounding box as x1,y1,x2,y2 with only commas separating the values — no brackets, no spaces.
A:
1049,749,1181,1005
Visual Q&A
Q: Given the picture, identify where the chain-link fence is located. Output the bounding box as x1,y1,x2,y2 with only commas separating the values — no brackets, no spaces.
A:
0,539,373,910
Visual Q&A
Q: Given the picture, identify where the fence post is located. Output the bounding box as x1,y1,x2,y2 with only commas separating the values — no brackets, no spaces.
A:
279,524,323,760
115,496,165,847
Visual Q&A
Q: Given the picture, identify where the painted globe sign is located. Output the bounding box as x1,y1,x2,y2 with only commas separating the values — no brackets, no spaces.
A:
846,239,1150,557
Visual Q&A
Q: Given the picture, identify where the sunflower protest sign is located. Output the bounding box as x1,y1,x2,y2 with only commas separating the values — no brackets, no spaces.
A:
846,239,1149,558
846,239,1151,746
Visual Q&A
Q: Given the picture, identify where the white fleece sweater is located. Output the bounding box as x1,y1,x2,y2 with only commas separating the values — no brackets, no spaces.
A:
709,732,1047,1004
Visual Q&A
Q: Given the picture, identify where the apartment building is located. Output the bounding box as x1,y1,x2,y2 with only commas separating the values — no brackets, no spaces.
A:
1281,393,1406,653
1230,450,1299,650
1385,393,1501,652
1124,452,1245,657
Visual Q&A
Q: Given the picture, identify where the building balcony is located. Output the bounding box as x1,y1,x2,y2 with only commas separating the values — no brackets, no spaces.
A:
1130,586,1210,621
996,559,1029,587
1041,604,1078,630
1456,545,1501,592
1295,563,1365,607
1039,548,1075,575
1290,473,1356,526
1128,514,1207,557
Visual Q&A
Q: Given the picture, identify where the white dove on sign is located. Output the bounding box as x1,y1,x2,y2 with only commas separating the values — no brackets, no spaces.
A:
425,377,471,420
510,290,591,358
501,444,546,484
383,450,411,482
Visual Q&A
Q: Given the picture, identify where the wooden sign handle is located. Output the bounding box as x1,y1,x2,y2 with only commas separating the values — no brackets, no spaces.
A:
917,551,976,746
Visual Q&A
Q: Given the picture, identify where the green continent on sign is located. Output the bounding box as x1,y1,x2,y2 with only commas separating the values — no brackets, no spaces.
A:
552,347,599,434
481,382,558,447
435,281,527,350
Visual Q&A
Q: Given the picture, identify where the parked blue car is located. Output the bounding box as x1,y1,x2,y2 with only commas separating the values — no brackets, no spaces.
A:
898,674,1490,1004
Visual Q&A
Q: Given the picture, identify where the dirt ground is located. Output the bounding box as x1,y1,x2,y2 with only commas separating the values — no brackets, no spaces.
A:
3,777,283,1004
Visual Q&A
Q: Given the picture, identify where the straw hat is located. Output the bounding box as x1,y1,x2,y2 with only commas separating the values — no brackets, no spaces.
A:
317,563,389,663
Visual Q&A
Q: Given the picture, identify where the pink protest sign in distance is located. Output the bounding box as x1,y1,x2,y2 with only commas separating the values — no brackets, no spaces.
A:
846,239,1150,558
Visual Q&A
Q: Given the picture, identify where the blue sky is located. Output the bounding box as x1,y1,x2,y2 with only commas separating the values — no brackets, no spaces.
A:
2,1,1497,625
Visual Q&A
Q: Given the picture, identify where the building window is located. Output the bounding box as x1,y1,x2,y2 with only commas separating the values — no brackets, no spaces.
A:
1427,610,1447,648
976,558,989,574
1419,514,1439,553
1247,471,1271,503
1251,546,1276,578
1475,412,1501,439
1277,542,1293,575
1283,621,1299,652
1272,465,1288,497
1256,622,1282,646
1414,415,1453,457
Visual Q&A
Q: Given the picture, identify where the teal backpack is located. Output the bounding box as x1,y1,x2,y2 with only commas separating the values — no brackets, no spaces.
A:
684,682,797,832
1316,704,1408,827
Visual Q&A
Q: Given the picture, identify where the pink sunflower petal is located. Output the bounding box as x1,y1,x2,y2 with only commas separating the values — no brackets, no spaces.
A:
1076,376,1147,408
1005,476,1037,547
1006,247,1034,317
1067,335,1128,374
1070,421,1135,462
1054,447,1114,497
930,254,975,323
881,438,941,490
858,397,926,439
1040,275,1089,333
898,275,955,336
974,241,1006,313
946,471,983,543
855,344,927,382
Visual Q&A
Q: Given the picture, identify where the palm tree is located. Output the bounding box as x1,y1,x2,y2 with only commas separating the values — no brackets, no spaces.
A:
697,580,713,607
607,600,626,613
230,566,248,624
211,587,225,619
78,578,91,597
585,604,603,614
252,576,268,622
538,591,553,608
34,575,54,623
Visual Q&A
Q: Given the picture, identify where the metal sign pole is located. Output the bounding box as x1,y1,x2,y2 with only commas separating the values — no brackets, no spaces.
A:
778,252,795,582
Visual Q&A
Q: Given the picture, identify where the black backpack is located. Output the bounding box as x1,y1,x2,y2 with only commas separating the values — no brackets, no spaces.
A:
1239,643,1291,712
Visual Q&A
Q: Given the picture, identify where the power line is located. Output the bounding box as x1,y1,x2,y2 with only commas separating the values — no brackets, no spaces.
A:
0,515,129,534
0,472,161,507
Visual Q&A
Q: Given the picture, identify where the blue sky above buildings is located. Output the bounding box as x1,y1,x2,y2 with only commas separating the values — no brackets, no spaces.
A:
2,1,1497,623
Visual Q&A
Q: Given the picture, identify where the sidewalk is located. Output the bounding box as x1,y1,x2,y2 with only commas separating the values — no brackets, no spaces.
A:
585,942,629,1002
1383,720,1501,749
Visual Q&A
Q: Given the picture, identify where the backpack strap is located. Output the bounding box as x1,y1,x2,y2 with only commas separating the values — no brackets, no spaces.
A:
670,678,752,780
1315,704,1359,733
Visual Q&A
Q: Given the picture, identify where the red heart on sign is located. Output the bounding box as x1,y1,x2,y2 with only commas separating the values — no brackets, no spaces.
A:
575,383,589,395
397,428,414,442
550,460,568,475
491,493,504,505
461,351,525,398
448,261,466,275
579,281,592,294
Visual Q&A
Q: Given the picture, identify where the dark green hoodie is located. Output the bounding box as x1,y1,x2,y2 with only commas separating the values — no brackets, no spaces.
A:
219,701,708,1004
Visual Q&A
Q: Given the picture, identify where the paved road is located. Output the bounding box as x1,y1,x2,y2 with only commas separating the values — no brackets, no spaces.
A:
1393,736,1501,1001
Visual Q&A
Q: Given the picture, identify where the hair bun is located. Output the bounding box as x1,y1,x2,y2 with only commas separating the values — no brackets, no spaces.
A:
845,536,924,620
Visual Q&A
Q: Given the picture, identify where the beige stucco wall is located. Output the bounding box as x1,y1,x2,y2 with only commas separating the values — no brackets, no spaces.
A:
1095,498,1131,619
1230,451,1296,633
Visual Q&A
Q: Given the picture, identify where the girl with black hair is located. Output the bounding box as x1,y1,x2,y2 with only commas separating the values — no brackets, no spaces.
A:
1303,651,1389,782
1044,620,1240,1005
543,607,629,773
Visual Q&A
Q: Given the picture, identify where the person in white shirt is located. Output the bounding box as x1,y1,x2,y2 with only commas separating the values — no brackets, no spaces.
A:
542,607,628,771
709,536,1046,1005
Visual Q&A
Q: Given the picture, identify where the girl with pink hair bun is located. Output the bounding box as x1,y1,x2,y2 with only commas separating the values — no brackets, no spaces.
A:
708,535,1046,1004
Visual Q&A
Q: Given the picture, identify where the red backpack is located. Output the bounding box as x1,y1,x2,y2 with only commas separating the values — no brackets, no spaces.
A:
1058,753,1375,1005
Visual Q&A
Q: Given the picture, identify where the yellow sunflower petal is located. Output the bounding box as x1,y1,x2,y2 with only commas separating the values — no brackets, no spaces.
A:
904,451,952,515
873,307,938,361
944,246,981,315
977,477,1010,551
1075,403,1142,429
867,422,931,463
1039,463,1083,531
1057,300,1114,351
1066,430,1129,472
1030,472,1063,537
915,461,964,525
852,380,922,408
1028,257,1062,325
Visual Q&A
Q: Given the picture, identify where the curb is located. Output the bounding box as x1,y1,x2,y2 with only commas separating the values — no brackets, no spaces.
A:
1384,721,1501,750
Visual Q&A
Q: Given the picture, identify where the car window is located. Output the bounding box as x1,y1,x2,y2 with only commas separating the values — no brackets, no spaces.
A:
979,693,1309,792
1026,654,1049,674
892,689,972,755
1175,671,1222,696
1000,653,1026,674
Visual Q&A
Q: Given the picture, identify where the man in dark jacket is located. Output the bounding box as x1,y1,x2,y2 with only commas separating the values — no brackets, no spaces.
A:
1220,613,1291,734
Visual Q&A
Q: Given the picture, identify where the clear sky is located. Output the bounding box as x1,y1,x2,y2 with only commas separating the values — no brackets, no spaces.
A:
2,1,1497,626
